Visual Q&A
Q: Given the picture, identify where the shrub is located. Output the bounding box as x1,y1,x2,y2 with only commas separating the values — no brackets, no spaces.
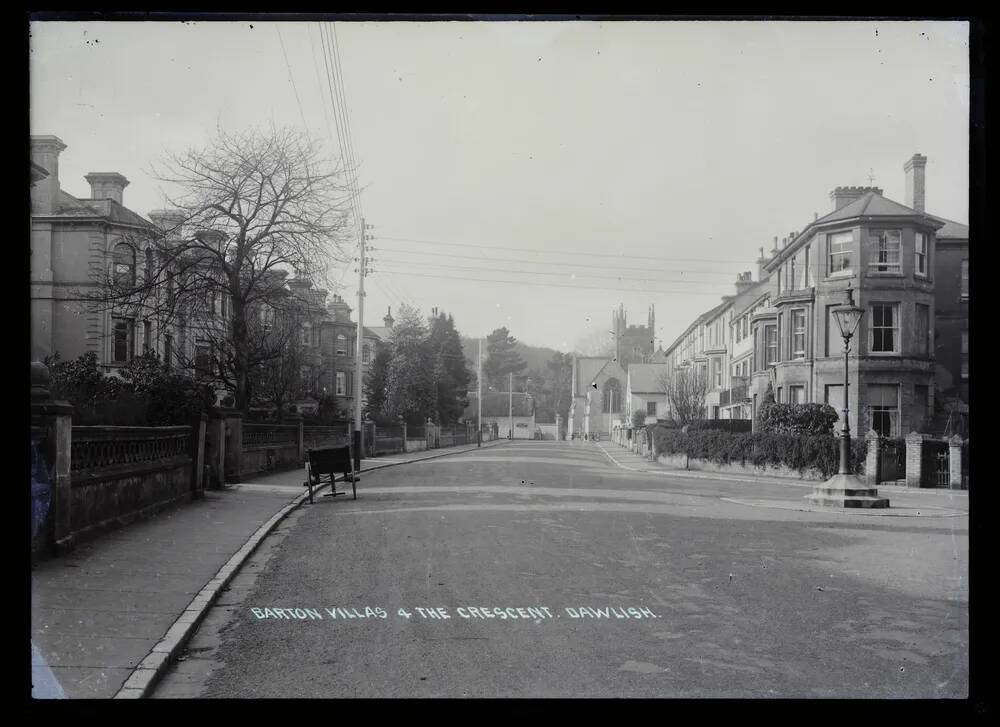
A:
758,402,839,436
651,425,865,478
43,351,214,425
631,409,646,429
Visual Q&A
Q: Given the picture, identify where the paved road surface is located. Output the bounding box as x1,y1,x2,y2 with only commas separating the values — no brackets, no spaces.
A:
153,441,969,699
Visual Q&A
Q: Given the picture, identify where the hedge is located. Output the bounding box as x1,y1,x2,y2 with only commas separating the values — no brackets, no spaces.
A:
757,402,839,436
650,426,866,479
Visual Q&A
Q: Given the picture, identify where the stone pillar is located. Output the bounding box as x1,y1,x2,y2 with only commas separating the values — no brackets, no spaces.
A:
905,432,925,488
371,422,378,457
948,435,964,489
191,414,207,498
402,421,408,453
295,414,305,464
223,409,243,481
865,430,881,487
204,409,227,489
31,362,74,554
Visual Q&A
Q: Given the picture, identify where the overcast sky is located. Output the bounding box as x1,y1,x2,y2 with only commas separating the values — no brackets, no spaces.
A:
30,19,969,353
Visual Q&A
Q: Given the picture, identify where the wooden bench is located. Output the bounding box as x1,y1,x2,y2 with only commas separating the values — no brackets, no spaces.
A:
303,445,358,503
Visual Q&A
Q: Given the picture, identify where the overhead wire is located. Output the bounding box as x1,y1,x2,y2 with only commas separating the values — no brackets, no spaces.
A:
375,246,741,278
373,256,735,289
275,24,310,134
376,234,752,266
375,268,735,296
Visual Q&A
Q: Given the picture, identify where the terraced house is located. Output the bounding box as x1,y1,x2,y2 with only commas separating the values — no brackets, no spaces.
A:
660,153,968,438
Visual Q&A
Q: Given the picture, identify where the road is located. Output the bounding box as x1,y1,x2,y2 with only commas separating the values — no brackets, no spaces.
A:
152,440,969,698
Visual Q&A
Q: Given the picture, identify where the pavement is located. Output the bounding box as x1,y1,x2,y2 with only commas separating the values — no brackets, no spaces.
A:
30,438,507,700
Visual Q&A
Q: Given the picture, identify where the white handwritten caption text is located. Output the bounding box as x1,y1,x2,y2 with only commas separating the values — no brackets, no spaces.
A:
249,606,659,621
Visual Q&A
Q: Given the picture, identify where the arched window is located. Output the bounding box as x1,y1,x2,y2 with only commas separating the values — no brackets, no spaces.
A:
113,243,136,287
602,378,622,413
336,333,347,356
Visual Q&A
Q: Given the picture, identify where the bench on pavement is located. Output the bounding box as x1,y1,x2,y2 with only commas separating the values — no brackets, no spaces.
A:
303,445,358,503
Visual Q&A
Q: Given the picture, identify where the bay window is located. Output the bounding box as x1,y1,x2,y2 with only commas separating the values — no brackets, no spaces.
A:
870,303,900,354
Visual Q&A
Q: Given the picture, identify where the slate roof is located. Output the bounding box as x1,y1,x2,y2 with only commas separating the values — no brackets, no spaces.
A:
48,190,153,228
573,357,611,397
816,191,935,224
627,363,669,394
365,326,393,341
927,214,969,240
663,299,732,357
464,392,534,418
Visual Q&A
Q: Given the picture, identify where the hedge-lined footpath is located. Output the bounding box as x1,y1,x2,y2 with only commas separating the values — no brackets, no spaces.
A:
651,427,866,480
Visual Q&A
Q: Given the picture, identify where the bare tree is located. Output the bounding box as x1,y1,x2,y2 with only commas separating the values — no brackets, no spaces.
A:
658,367,709,426
574,325,616,358
86,124,354,411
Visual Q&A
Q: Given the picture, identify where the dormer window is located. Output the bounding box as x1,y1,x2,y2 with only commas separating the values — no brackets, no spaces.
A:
869,230,901,273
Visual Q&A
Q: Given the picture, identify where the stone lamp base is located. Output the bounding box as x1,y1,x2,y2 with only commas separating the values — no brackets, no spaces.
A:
805,474,890,508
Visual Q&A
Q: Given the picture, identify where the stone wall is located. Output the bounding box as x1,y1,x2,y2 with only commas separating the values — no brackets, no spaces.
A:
241,423,300,477
68,425,200,545
655,452,832,481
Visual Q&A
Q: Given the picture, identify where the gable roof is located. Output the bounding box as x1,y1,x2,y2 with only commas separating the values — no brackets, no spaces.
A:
573,356,626,396
627,363,668,393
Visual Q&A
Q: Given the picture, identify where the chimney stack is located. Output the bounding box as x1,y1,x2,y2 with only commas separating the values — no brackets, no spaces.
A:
384,306,394,328
757,247,769,281
904,153,927,212
830,186,882,211
30,135,67,214
735,270,754,296
148,209,186,238
85,172,129,206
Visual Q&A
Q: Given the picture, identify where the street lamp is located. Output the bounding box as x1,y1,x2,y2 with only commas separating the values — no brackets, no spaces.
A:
807,284,889,508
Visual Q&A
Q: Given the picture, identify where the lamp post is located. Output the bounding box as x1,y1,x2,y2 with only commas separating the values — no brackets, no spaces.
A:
806,284,889,508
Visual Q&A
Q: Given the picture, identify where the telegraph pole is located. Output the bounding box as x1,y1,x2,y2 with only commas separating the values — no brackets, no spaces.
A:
354,217,373,475
477,337,483,447
509,371,513,440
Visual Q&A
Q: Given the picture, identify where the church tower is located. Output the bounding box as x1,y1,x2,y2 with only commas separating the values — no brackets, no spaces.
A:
612,303,655,370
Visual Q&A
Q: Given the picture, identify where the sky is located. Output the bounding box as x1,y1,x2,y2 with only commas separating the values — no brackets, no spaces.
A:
29,18,969,353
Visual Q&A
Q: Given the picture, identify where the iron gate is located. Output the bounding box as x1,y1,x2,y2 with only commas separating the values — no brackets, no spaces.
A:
877,438,906,483
921,439,950,488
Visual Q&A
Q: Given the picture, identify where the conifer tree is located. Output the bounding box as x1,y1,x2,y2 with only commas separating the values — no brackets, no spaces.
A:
483,327,527,390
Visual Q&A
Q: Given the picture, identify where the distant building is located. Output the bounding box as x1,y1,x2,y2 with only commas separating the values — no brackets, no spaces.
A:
624,363,670,425
567,356,626,438
613,303,656,368
464,391,535,439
